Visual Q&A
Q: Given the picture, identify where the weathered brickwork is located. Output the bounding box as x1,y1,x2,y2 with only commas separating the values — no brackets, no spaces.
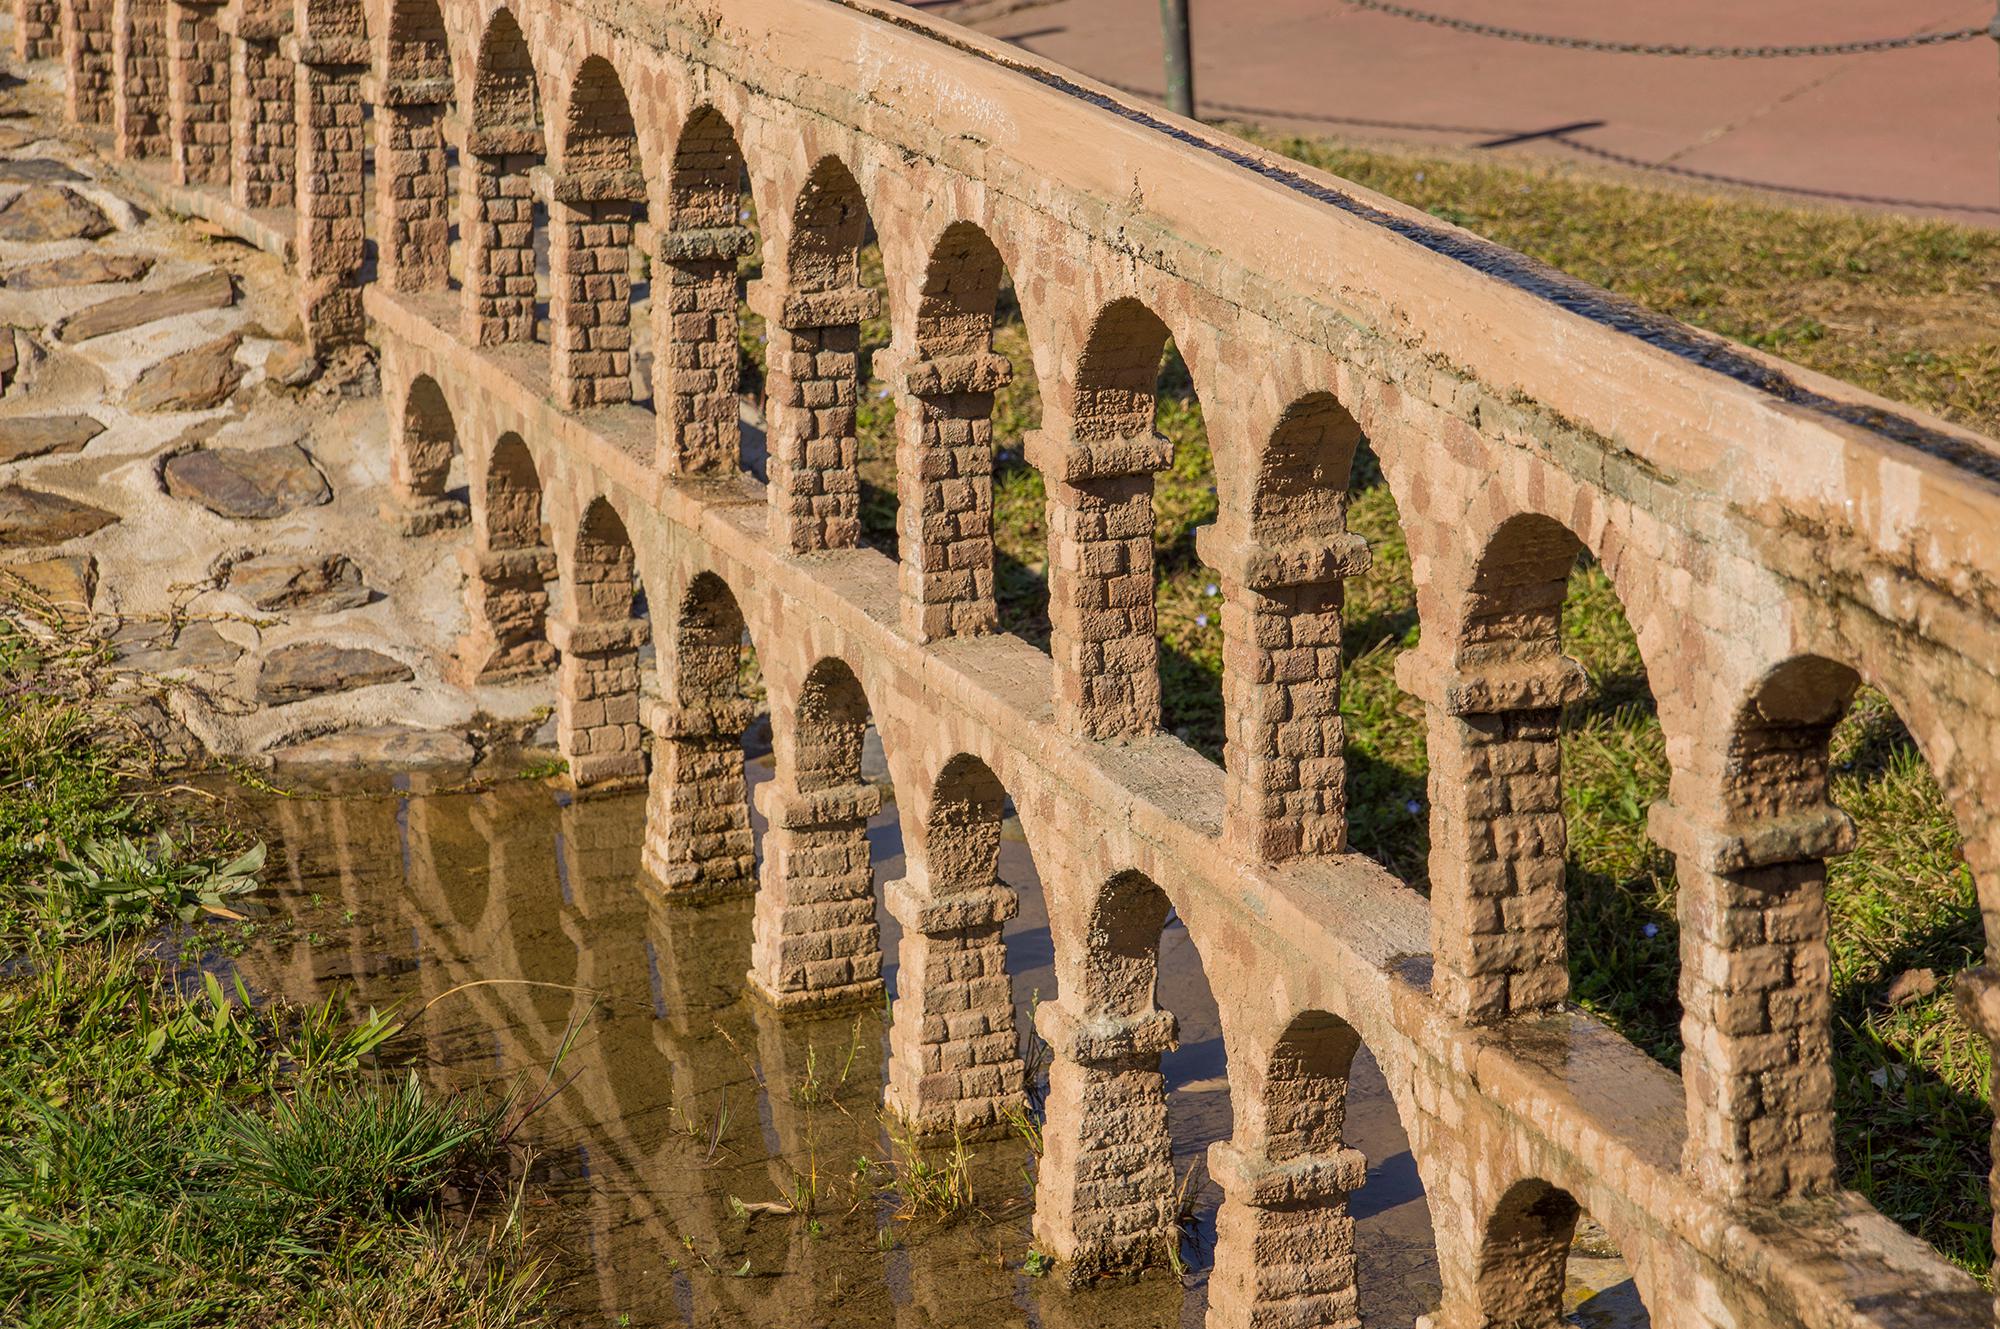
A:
165,0,228,183
62,0,2000,1324
229,35,294,209
110,0,167,160
15,0,63,61
63,0,115,125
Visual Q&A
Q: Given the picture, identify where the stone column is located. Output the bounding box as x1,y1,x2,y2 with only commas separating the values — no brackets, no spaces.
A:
1197,519,1371,864
16,0,62,61
875,347,1013,642
64,0,116,125
449,544,556,685
112,0,168,159
639,696,757,899
229,23,293,209
375,77,453,293
746,777,884,1009
1654,797,1850,1200
1031,999,1180,1282
293,37,368,350
166,0,228,183
1206,1141,1368,1329
460,129,541,345
883,865,1024,1137
548,615,648,789
549,170,643,409
750,279,881,554
1025,427,1174,741
1397,649,1589,1021
656,222,753,475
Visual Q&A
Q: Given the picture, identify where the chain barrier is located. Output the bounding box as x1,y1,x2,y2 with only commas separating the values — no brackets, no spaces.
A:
1343,0,1997,58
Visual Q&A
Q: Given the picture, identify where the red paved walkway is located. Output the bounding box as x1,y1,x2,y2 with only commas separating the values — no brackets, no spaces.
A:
918,0,2000,226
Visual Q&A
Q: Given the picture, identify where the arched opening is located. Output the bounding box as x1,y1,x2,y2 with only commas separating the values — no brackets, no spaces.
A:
1219,391,1372,863
391,374,466,531
643,570,766,900
768,157,890,555
749,657,898,1009
379,0,454,294
1477,1179,1649,1328
884,753,1050,1138
464,10,545,346
660,106,763,479
1424,512,1673,1034
1707,659,1991,1271
1211,1009,1446,1327
903,222,1044,643
1034,868,1227,1285
455,432,555,684
552,56,645,410
1050,298,1214,747
555,498,651,788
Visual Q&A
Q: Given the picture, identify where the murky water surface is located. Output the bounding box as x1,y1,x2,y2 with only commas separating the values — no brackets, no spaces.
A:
232,740,1641,1328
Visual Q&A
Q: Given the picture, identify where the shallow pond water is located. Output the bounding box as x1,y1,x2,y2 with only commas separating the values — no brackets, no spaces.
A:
229,736,1642,1328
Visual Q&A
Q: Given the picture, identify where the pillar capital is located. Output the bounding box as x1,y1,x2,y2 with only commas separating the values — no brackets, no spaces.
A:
745,277,881,330
657,223,756,264
1022,426,1173,484
1034,1000,1178,1067
376,74,451,107
288,34,367,67
456,542,556,583
1395,646,1589,716
549,167,645,203
751,777,882,829
1194,518,1371,591
874,347,1013,397
463,123,543,157
545,615,648,658
1648,798,1855,876
884,872,1018,933
643,695,756,740
1208,1139,1369,1209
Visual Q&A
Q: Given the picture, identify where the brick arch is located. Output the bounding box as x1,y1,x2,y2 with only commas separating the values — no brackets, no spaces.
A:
384,0,448,82
469,7,537,130
1208,1007,1385,1329
915,220,1006,360
1253,391,1364,534
1473,1176,1656,1329
884,750,1031,1135
1070,295,1172,440
393,373,460,511
558,53,637,178
452,429,557,685
789,654,870,792
479,431,544,550
657,103,759,475
552,495,650,787
785,154,870,294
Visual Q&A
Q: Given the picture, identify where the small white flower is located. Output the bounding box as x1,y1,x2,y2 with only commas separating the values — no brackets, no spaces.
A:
1204,583,1219,597
875,386,890,399
1195,614,1209,628
1642,923,1659,939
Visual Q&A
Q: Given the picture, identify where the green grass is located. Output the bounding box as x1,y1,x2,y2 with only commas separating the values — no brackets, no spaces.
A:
0,616,551,1327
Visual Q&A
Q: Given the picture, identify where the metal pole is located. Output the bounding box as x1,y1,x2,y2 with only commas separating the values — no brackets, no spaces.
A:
1161,0,1194,119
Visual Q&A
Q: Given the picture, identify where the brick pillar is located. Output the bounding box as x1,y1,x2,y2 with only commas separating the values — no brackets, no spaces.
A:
750,279,881,554
64,0,115,125
550,171,643,409
376,83,452,293
746,777,885,1009
656,223,753,474
1653,797,1850,1200
1025,427,1174,741
229,30,293,209
883,866,1025,1137
1397,650,1589,1021
450,544,556,685
460,132,540,346
16,0,61,60
112,0,168,159
639,696,757,899
1197,519,1372,864
1206,1141,1368,1329
166,0,227,183
293,40,367,350
875,347,1013,642
1031,999,1180,1281
548,615,648,789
